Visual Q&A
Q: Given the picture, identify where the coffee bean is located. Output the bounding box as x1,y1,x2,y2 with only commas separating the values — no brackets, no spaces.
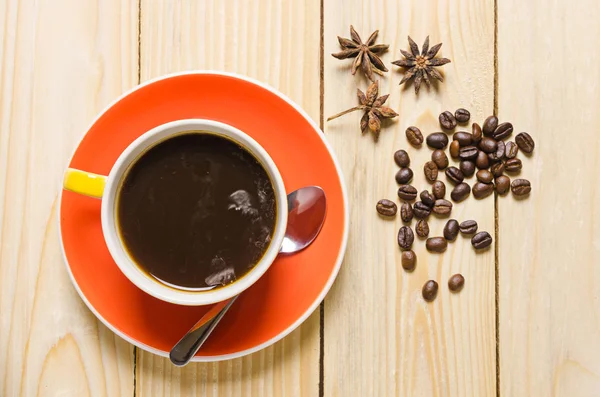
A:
495,175,510,195
459,220,478,234
455,108,471,123
395,167,414,184
515,132,534,153
493,122,513,140
476,150,490,169
398,226,414,250
376,199,397,216
483,115,498,136
453,131,473,147
479,137,498,153
413,201,432,219
491,162,505,177
445,166,464,185
394,149,410,167
459,145,478,161
406,126,424,146
432,149,449,169
426,237,448,253
488,140,505,162
398,185,418,201
400,202,414,222
416,219,430,238
511,179,531,196
450,182,471,202
505,141,519,159
439,111,457,130
476,169,493,183
449,140,460,158
433,199,453,215
423,161,439,182
504,158,522,172
444,219,459,241
472,231,492,249
460,160,476,177
432,180,446,199
426,132,449,149
448,274,465,292
401,250,416,271
422,280,439,302
420,190,435,207
472,182,494,199
472,122,483,143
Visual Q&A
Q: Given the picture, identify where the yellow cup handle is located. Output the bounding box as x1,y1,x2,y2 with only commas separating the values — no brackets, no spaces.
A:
63,168,107,199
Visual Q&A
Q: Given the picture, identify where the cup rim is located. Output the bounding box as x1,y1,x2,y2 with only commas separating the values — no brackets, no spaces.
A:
100,119,288,306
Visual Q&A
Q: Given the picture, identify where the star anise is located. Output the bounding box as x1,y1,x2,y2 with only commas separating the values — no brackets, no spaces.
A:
331,25,389,82
392,36,451,93
327,81,398,140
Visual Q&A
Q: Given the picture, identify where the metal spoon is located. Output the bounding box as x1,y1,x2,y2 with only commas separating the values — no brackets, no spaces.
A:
169,186,327,366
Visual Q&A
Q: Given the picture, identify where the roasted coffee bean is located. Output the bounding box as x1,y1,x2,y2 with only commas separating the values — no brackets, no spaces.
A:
472,122,483,143
398,226,414,250
445,166,464,185
433,199,453,215
398,185,418,201
406,126,424,146
460,160,476,177
505,141,519,159
515,132,535,153
488,140,505,162
472,182,494,199
449,140,460,158
420,190,435,207
432,180,446,199
472,231,493,249
482,115,498,136
476,150,490,169
444,219,460,241
459,145,478,161
448,274,465,292
422,280,439,301
491,162,505,177
453,131,473,147
495,175,510,195
450,182,471,202
455,108,471,123
432,149,449,169
401,250,416,271
395,167,414,184
504,158,522,172
511,179,531,196
413,201,432,219
416,219,430,238
426,237,448,253
479,137,498,153
493,122,513,140
426,132,449,149
394,149,410,167
376,199,397,216
439,111,457,130
400,202,414,222
424,161,439,182
476,169,494,183
459,220,478,234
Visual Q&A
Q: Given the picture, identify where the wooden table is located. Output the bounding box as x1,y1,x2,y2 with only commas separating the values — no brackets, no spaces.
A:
1,0,598,396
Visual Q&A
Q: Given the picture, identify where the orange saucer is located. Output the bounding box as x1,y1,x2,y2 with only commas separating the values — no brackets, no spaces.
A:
59,72,349,361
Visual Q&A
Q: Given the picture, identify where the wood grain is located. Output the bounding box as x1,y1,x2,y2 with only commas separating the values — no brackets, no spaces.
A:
0,0,137,395
136,1,321,396
323,1,496,396
497,1,600,395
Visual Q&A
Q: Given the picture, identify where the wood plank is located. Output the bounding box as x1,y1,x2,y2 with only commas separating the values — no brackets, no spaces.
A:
0,0,138,396
136,1,321,396
497,1,600,395
323,1,496,395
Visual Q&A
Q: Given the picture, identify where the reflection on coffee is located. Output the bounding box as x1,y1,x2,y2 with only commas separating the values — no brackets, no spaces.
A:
117,132,276,290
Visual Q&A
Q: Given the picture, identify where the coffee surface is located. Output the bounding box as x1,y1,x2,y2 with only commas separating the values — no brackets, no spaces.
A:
117,133,276,289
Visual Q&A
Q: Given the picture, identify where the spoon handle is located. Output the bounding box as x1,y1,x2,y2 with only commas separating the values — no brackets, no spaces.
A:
169,296,238,366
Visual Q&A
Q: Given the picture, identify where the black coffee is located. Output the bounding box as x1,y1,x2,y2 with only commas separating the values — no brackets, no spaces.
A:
117,133,276,290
